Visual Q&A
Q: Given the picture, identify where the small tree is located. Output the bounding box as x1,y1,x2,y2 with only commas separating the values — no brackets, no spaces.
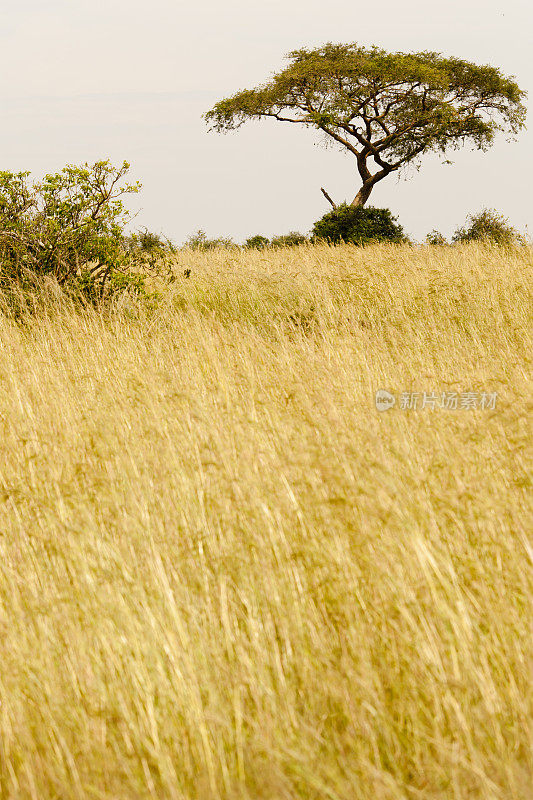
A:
425,229,448,245
183,229,236,250
127,227,176,255
270,231,307,247
205,43,526,208
0,160,154,303
312,204,406,245
452,208,523,245
244,234,270,249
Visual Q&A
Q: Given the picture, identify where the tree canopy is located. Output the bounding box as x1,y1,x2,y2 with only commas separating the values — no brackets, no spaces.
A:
205,43,527,207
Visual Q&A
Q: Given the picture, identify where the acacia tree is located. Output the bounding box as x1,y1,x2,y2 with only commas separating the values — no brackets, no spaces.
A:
205,43,526,207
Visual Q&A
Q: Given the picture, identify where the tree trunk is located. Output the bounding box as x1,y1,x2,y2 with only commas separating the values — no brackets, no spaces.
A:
351,181,373,207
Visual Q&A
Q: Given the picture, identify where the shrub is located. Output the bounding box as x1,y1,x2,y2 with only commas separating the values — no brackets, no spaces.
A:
127,227,176,256
183,229,237,250
425,230,448,245
452,208,524,245
0,160,161,307
270,231,308,248
124,228,176,283
244,235,270,249
312,204,407,245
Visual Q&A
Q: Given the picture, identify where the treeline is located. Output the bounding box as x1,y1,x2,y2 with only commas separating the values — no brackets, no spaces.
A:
186,206,526,251
0,160,527,312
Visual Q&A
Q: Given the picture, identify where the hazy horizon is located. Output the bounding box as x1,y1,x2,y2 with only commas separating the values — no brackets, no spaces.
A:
1,0,531,244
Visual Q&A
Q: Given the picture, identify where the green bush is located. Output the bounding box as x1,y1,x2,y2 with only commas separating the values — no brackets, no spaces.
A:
452,208,524,245
244,235,270,249
270,231,308,248
0,160,164,308
124,227,176,285
126,227,176,256
425,229,448,245
183,229,237,250
312,204,407,245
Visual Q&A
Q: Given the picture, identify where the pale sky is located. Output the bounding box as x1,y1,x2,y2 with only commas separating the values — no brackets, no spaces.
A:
1,0,531,243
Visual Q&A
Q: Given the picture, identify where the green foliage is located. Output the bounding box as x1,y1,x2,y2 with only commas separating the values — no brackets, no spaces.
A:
244,234,270,249
183,229,237,250
425,229,448,245
312,204,407,245
124,227,177,282
270,231,308,248
452,209,524,245
205,43,527,207
0,160,158,306
127,227,176,256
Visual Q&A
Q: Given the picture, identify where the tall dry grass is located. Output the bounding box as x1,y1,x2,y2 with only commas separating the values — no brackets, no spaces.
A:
0,242,531,799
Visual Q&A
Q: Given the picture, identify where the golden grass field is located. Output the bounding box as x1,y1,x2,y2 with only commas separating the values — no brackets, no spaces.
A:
0,242,531,799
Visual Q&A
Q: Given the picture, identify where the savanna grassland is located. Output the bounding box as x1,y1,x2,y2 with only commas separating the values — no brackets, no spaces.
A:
0,242,531,800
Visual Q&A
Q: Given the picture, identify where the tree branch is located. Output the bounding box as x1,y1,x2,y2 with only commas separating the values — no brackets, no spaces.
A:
320,187,337,209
